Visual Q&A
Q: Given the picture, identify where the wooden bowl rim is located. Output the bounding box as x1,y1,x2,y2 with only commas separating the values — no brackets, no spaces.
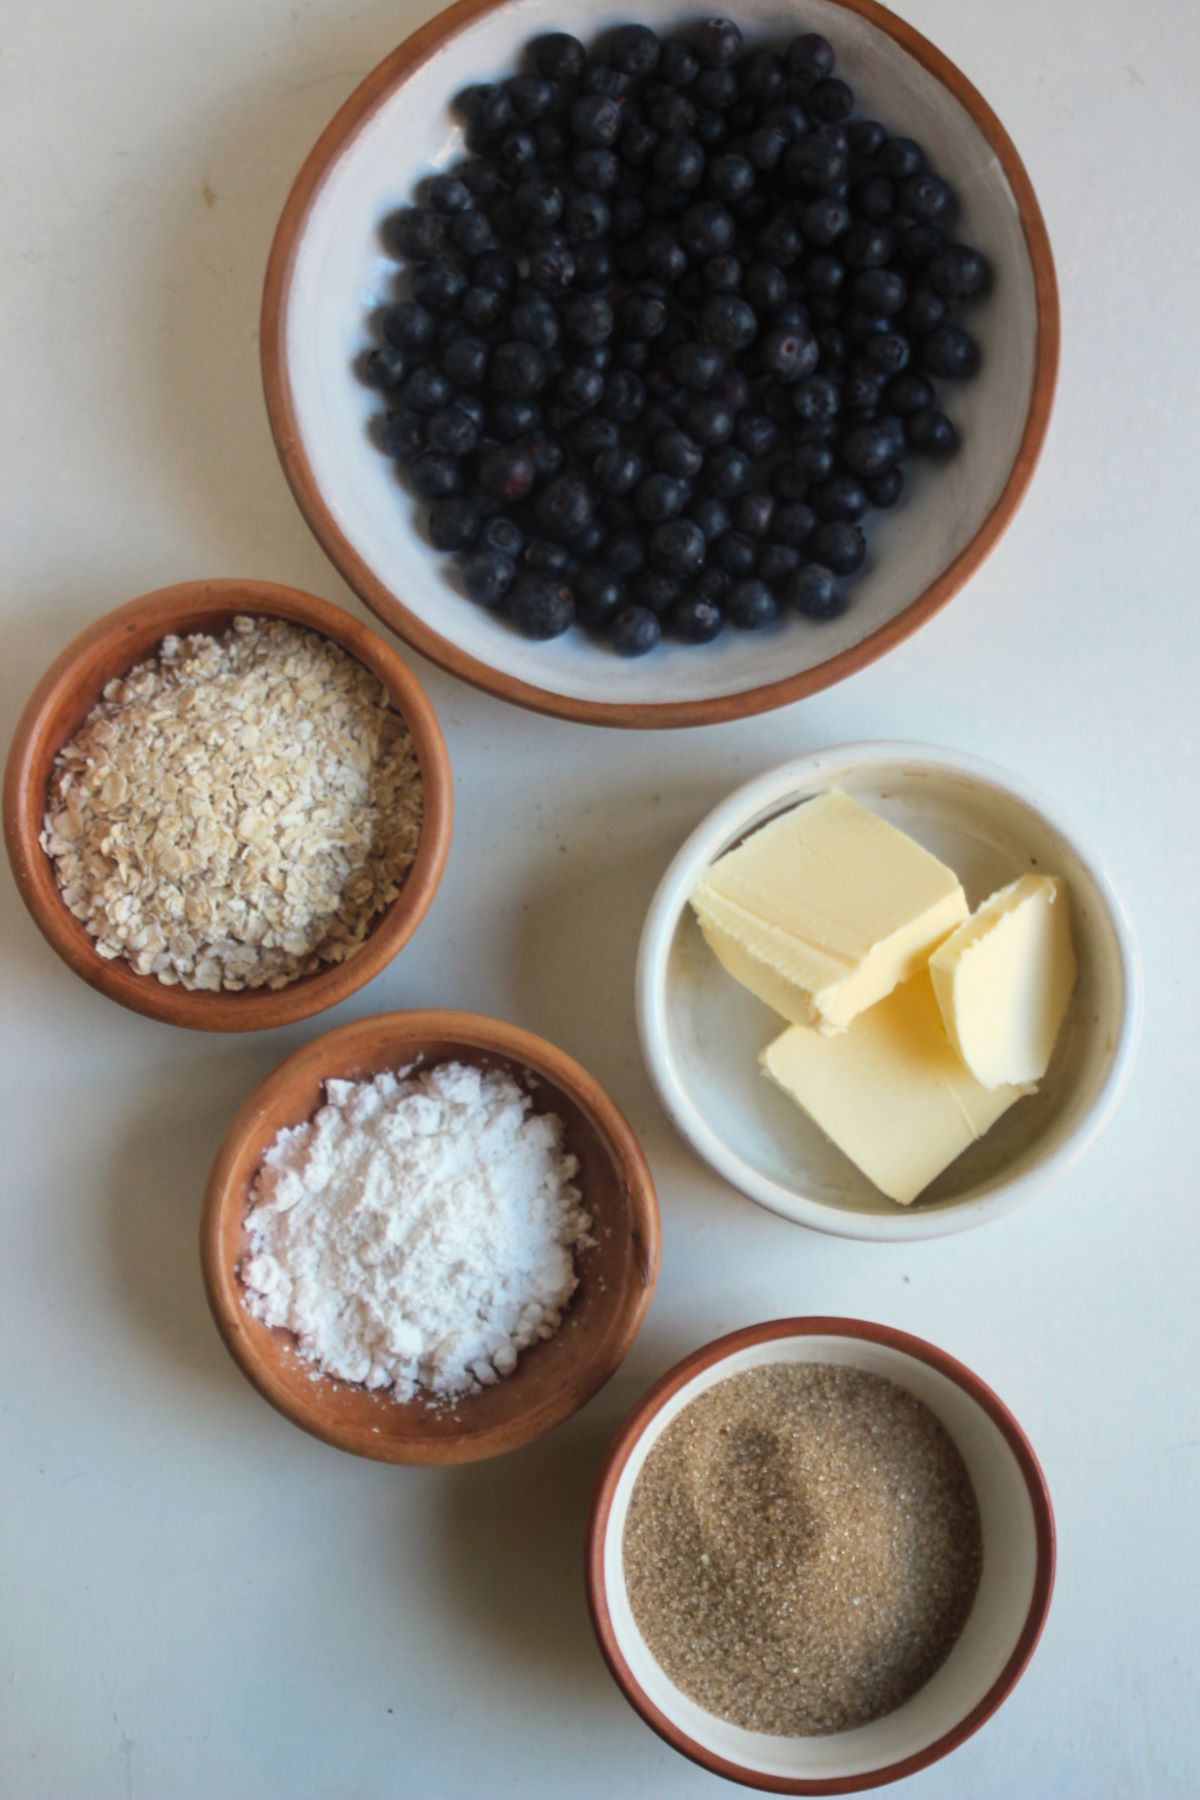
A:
2,579,453,1032
260,0,1060,730
200,1007,662,1463
585,1316,1056,1793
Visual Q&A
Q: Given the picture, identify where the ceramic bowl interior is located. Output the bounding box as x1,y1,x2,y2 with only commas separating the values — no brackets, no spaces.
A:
589,1321,1054,1793
265,0,1055,726
201,1011,660,1463
637,744,1141,1239
3,581,452,1032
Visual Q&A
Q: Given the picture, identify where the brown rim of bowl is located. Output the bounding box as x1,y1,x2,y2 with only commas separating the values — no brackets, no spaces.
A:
3,579,453,1032
585,1316,1056,1794
200,1008,662,1463
261,0,1060,731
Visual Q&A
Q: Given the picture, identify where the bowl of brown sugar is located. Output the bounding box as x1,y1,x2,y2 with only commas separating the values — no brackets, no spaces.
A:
587,1318,1054,1794
4,580,452,1030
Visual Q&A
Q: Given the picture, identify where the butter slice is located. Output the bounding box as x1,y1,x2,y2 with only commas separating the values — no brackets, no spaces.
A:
691,791,968,1033
761,972,1033,1205
930,875,1076,1090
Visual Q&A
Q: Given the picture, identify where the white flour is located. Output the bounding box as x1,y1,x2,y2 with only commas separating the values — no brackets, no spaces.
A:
240,1061,591,1401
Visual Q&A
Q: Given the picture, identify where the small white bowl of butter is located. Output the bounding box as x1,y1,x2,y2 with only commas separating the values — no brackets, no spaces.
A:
637,744,1142,1241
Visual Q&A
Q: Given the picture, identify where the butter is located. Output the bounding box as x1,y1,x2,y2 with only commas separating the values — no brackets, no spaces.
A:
761,972,1033,1206
930,874,1076,1090
691,791,968,1033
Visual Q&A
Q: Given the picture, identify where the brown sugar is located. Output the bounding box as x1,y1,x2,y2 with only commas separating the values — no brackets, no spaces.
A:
622,1362,982,1735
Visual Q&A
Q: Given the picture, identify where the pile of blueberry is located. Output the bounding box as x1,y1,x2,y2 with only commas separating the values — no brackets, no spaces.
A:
364,18,990,656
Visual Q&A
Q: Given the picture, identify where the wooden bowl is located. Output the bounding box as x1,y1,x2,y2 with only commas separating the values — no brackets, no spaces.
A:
3,579,452,1031
200,1010,661,1463
262,0,1058,729
587,1318,1055,1793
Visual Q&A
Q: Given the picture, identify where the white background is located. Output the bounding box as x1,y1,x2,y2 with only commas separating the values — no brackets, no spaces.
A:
2,0,1197,1795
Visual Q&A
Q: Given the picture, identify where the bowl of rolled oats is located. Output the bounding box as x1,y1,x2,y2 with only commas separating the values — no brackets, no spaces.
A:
3,579,452,1029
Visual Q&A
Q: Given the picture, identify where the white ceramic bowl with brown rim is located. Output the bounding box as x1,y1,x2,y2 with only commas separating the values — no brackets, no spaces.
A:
587,1318,1055,1793
262,0,1058,729
3,580,452,1031
201,1009,660,1463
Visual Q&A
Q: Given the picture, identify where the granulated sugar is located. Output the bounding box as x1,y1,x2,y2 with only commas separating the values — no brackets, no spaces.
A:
622,1362,982,1735
240,1061,592,1401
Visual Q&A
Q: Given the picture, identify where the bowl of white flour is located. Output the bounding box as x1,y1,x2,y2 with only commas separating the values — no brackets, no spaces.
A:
201,1008,660,1462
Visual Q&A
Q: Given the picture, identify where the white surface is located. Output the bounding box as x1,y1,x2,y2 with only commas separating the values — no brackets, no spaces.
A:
287,0,1037,712
0,1,1197,1797
602,1332,1040,1783
637,745,1140,1238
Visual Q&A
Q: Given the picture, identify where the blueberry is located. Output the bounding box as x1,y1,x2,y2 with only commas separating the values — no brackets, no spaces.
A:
802,252,846,299
699,295,758,352
509,299,560,352
632,570,682,613
380,408,424,458
862,332,911,377
842,223,895,268
907,409,959,457
866,466,905,507
580,61,630,100
363,345,409,391
902,172,955,224
462,548,516,606
807,77,854,122
707,153,755,202
575,565,625,625
669,341,726,391
922,325,981,379
852,268,907,315
760,324,820,383
531,33,586,80
426,406,480,456
557,363,605,412
429,173,473,215
736,413,779,458
461,285,506,330
606,532,647,578
756,543,800,586
514,179,564,230
477,444,536,500
635,471,690,521
801,197,852,244
727,579,779,628
681,201,737,257
747,125,787,172
610,604,662,655
481,516,524,558
813,476,868,522
571,414,620,459
704,446,754,499
574,148,620,193
900,287,948,337
704,253,743,292
593,445,644,495
564,191,611,242
791,441,835,483
772,501,816,546
735,492,774,537
810,520,865,574
896,223,946,270
412,257,467,314
535,475,593,539
563,295,615,346
840,420,896,476
693,18,743,66
879,136,924,180
786,32,835,88
756,212,805,265
655,429,705,478
928,243,991,300
672,597,724,642
488,397,541,440
743,261,788,314
382,300,435,352
459,84,515,143
523,537,573,576
506,74,557,122
401,367,452,414
528,242,576,290
682,394,735,445
450,204,497,257
571,94,622,146
792,374,840,425
717,532,757,577
690,496,732,540
791,562,843,619
650,517,707,575
387,207,445,259
490,340,547,398
644,236,688,283
520,429,565,480
610,23,661,76
653,133,705,189
508,574,574,638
